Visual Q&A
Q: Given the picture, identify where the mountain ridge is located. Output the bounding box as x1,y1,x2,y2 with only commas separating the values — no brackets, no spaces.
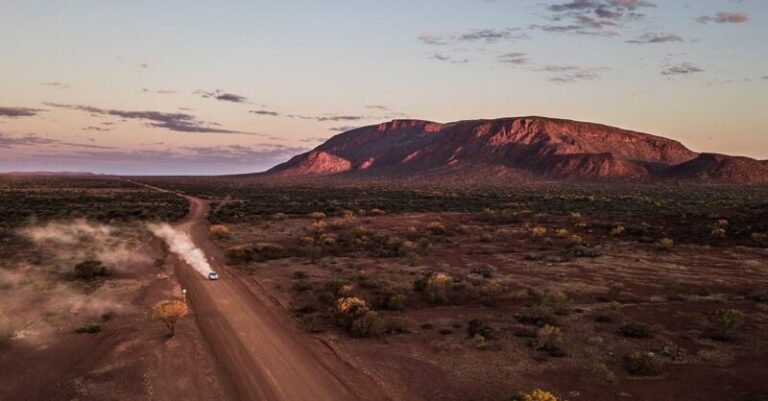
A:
268,117,768,185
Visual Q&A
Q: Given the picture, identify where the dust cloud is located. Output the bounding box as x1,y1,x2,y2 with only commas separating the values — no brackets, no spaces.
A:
147,223,213,277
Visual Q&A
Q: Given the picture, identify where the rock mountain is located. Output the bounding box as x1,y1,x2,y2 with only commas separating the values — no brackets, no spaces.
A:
268,117,768,184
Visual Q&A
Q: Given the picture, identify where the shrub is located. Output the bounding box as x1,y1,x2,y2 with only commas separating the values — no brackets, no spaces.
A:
480,232,493,243
369,208,386,216
292,281,312,292
309,212,326,221
74,323,102,334
516,305,557,327
384,317,413,334
623,351,660,376
209,224,230,239
510,389,560,401
605,283,624,302
350,311,384,338
529,288,569,315
707,308,746,341
554,228,569,238
272,212,287,221
610,225,625,236
300,315,328,333
0,331,14,348
532,325,564,356
427,222,448,235
471,265,496,278
291,270,308,279
329,219,346,230
335,296,384,337
467,319,495,339
657,237,674,250
473,334,487,350
617,323,653,339
73,260,108,280
424,273,452,304
530,227,547,237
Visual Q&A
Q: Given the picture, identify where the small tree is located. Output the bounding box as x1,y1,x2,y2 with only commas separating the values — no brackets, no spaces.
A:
151,300,189,337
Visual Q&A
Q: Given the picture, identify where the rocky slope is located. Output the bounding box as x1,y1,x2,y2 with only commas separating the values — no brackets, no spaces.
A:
268,117,767,184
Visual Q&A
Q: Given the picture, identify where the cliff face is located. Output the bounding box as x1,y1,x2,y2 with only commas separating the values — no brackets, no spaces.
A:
268,117,767,184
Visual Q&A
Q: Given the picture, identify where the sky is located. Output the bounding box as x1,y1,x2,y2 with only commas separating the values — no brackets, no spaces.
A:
0,0,766,175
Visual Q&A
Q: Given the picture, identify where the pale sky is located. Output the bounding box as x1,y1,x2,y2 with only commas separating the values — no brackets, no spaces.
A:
1,0,766,175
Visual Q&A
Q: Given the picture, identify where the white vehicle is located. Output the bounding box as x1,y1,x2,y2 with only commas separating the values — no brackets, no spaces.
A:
208,271,219,280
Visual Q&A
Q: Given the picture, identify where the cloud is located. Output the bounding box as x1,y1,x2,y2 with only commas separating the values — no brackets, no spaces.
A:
497,52,529,65
626,32,684,44
44,103,257,135
536,64,606,83
697,12,748,24
82,126,113,132
41,82,70,89
249,109,280,116
194,89,250,103
0,132,114,150
429,53,469,64
21,144,308,166
0,107,45,118
661,62,703,76
315,115,364,122
141,88,176,95
418,28,528,46
537,0,655,36
328,126,358,132
365,105,390,111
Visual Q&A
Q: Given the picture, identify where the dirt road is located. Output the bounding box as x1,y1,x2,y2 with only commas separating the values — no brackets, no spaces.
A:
170,194,395,401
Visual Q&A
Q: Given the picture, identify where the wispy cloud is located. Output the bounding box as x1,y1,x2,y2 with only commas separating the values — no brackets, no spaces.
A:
661,62,703,76
535,0,656,36
328,126,358,132
0,107,46,118
194,89,250,103
249,109,280,116
536,64,606,83
316,115,365,122
697,12,748,24
418,28,528,46
429,53,469,64
40,82,70,89
44,103,257,135
626,32,683,44
497,52,529,65
0,132,114,150
141,88,177,95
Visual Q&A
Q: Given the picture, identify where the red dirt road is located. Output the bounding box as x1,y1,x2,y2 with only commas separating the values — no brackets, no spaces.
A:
171,195,395,401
